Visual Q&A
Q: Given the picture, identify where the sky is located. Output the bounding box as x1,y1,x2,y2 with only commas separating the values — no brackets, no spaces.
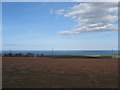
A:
2,2,118,50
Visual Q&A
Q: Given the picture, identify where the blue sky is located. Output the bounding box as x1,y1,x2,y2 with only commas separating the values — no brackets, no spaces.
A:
2,2,118,50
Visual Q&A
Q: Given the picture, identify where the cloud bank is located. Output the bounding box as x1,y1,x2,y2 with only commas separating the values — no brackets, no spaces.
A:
57,2,118,35
56,9,65,15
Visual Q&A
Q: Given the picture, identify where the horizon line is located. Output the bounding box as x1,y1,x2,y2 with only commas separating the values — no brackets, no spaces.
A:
1,49,119,51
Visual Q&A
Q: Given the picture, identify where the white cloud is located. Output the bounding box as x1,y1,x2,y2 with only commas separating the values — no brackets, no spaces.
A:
72,0,119,2
58,31,74,35
58,2,118,35
56,9,65,15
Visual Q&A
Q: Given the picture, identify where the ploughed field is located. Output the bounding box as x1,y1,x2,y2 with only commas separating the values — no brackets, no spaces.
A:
2,57,118,88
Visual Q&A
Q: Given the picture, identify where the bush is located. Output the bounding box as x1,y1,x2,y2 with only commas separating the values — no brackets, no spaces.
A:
25,53,35,57
14,53,24,57
41,53,44,57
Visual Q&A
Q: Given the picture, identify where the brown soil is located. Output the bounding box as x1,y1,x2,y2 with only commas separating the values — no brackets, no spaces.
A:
2,57,118,88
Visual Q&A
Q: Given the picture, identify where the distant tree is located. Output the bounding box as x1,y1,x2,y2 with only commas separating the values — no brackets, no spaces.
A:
8,53,13,57
25,53,34,57
3,53,13,57
15,53,19,57
15,53,23,57
36,54,40,57
41,53,44,57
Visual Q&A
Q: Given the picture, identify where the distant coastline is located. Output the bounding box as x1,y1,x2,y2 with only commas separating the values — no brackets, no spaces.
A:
1,50,119,56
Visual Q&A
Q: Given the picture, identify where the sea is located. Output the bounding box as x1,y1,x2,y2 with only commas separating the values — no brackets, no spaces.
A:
1,50,119,56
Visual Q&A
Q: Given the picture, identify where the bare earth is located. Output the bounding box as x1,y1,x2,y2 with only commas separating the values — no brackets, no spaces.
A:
2,57,118,88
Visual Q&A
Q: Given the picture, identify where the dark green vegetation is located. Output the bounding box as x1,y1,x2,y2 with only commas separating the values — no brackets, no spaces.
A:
3,53,44,57
2,52,120,59
46,55,120,59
